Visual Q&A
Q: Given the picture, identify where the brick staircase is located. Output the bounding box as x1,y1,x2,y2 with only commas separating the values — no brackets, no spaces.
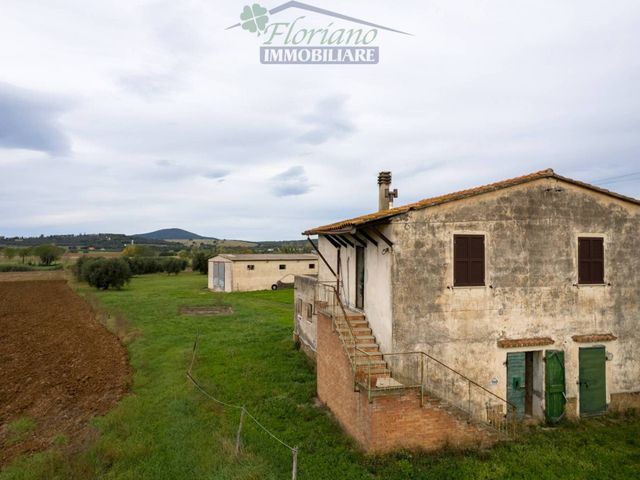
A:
316,304,507,452
336,309,412,391
314,283,515,451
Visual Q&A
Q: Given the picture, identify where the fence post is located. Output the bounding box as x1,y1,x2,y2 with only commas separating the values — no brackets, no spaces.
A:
420,354,424,407
291,447,299,480
189,332,199,375
235,407,246,456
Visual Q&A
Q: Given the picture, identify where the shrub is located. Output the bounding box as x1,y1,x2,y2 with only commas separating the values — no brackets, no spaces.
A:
1,247,18,260
32,244,65,266
191,252,209,274
83,258,132,290
122,245,156,257
125,257,165,275
0,264,36,272
162,258,187,275
73,256,101,281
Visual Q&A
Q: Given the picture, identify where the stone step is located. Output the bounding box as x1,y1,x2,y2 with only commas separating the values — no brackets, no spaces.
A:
346,318,369,327
354,335,376,343
338,327,372,337
344,310,365,320
355,352,383,361
355,358,387,367
355,343,380,352
356,366,391,378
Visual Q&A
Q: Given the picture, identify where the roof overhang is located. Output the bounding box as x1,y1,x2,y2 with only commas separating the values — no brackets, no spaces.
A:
303,169,640,236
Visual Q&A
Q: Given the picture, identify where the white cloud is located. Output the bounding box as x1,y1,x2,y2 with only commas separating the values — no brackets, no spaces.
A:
0,0,639,239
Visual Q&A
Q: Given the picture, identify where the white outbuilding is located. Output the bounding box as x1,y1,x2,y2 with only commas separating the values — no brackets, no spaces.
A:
208,253,318,292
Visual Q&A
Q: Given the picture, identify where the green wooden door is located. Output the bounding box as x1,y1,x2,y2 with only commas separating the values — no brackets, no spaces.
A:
545,350,566,423
579,347,607,416
507,352,526,419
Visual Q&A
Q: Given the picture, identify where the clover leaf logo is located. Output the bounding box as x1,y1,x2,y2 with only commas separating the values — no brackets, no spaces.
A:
240,4,269,36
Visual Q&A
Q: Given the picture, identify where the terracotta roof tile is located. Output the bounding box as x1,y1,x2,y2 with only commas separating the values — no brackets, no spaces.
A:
303,168,640,235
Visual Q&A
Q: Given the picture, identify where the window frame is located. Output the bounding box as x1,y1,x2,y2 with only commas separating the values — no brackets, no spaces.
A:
279,264,286,270
578,236,605,285
453,234,486,287
308,263,315,269
247,264,255,271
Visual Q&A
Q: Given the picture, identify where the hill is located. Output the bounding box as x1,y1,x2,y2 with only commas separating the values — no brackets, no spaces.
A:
136,228,215,241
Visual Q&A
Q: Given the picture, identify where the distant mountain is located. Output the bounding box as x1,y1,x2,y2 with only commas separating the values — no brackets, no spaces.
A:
136,228,214,241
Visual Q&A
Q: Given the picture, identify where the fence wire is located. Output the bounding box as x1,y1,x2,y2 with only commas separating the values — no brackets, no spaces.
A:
186,333,299,478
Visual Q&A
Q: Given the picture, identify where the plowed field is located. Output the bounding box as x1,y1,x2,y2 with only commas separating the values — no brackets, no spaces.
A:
0,279,130,465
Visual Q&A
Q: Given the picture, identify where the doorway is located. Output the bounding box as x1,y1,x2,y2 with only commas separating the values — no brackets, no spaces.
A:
507,351,543,419
213,262,225,291
579,346,607,416
355,246,365,310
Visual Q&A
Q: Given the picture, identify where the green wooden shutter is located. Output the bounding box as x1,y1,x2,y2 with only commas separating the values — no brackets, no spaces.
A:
545,350,566,423
507,352,526,419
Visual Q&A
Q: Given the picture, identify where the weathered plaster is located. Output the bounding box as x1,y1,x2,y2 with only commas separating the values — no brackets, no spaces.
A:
390,178,639,415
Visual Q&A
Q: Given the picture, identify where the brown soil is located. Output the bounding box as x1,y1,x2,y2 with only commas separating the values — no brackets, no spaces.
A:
0,280,131,466
0,270,67,282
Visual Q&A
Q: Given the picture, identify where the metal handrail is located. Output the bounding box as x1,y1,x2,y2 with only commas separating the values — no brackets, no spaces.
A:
315,282,376,388
383,351,518,437
316,282,517,437
383,351,515,409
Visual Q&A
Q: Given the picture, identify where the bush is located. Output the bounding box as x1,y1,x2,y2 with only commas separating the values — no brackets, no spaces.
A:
0,264,36,272
162,258,187,275
122,245,156,257
191,252,209,274
32,244,65,266
83,258,132,290
73,256,100,281
1,247,18,260
125,257,165,275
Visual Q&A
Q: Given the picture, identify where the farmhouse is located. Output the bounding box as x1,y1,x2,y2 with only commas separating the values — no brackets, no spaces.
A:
208,253,317,292
294,169,640,452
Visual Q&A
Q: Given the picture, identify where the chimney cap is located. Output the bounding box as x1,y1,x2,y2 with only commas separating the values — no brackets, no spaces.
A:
378,171,392,185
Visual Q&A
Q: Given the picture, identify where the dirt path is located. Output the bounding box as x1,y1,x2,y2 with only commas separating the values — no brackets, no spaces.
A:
0,280,130,466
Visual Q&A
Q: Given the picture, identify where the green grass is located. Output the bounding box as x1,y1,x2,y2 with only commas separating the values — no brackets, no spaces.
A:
2,273,639,479
5,418,36,446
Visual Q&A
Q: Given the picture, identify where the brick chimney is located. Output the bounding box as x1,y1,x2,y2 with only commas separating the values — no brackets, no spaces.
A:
378,171,398,211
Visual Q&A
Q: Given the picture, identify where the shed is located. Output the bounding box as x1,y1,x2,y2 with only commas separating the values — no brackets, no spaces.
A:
208,253,318,292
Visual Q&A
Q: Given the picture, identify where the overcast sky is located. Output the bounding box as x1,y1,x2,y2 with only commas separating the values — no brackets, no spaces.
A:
1,1,639,240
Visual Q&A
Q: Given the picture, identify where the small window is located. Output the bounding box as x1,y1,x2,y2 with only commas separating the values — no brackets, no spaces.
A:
306,303,313,321
279,264,286,270
247,264,255,270
309,263,315,269
454,235,485,286
578,237,604,284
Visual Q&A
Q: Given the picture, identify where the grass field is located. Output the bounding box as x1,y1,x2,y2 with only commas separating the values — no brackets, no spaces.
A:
1,273,639,479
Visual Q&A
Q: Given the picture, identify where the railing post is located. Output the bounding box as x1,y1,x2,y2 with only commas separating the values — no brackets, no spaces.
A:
467,381,471,419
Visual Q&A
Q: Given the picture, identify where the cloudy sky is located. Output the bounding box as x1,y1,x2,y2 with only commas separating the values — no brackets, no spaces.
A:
1,1,639,240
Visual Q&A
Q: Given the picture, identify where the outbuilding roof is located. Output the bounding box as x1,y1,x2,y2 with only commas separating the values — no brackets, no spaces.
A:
303,168,640,235
210,253,317,262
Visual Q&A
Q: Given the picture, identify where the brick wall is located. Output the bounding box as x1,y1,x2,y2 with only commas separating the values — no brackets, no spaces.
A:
317,312,498,453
